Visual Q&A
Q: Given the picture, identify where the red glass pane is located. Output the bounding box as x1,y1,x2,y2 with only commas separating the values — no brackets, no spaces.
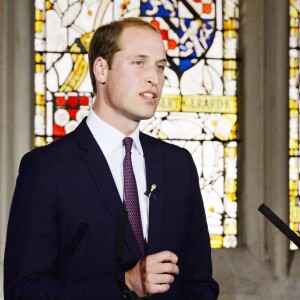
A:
68,96,78,107
56,96,66,107
53,123,66,136
68,109,78,120
79,96,89,106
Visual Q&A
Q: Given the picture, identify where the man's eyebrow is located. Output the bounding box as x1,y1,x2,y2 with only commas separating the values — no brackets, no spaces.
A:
157,58,167,64
130,55,167,63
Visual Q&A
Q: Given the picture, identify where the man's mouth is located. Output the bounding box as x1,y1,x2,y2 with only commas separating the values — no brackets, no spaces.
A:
140,92,157,99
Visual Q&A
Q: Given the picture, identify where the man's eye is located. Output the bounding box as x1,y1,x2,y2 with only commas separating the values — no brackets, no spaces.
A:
134,61,143,66
157,65,165,71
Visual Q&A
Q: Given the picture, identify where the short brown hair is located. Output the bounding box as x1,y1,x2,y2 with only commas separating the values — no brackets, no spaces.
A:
88,17,158,94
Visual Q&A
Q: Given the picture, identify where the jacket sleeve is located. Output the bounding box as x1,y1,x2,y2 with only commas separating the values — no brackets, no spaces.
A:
180,150,220,300
4,151,123,300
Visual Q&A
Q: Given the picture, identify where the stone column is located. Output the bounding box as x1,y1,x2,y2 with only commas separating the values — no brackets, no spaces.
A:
0,0,34,288
264,0,289,279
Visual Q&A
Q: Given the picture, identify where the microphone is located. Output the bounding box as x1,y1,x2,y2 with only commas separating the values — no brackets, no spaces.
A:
144,184,157,199
258,203,300,248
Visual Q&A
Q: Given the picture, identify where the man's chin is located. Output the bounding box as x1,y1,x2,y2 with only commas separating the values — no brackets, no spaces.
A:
136,113,156,122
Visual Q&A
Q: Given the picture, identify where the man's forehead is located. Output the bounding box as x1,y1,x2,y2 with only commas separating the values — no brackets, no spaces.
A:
120,26,161,40
118,27,166,56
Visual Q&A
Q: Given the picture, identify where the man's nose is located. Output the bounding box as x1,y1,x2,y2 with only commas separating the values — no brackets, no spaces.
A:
145,66,159,85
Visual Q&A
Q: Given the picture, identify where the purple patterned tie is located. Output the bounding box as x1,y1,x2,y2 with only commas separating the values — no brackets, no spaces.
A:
123,137,145,256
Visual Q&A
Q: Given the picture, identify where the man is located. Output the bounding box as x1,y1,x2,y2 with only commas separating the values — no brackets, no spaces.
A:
4,18,219,299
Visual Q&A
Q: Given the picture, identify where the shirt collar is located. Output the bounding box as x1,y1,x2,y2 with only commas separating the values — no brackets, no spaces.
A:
86,109,144,157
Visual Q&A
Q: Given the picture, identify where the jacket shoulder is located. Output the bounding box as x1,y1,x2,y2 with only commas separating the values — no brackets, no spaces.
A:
139,131,191,156
21,120,91,167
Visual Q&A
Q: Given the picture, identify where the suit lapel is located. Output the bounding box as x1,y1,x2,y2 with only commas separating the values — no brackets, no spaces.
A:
140,132,165,255
76,120,142,260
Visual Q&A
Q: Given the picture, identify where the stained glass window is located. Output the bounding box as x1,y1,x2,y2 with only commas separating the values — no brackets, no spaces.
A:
289,0,300,250
34,0,239,248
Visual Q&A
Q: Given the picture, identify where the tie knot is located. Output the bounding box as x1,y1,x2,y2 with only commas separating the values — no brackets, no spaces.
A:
123,137,133,153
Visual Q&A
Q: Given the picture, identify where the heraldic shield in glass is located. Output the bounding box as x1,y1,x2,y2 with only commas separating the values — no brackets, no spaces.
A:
34,0,239,248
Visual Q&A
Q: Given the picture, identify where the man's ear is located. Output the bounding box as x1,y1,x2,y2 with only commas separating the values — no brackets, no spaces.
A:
93,57,108,84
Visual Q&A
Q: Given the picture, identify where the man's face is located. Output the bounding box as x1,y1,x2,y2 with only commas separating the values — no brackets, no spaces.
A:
101,26,166,127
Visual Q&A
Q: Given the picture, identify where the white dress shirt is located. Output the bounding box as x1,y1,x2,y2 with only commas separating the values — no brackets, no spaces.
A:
86,109,149,241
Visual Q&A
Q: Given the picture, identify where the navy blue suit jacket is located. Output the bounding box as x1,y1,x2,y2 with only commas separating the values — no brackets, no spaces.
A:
4,119,219,299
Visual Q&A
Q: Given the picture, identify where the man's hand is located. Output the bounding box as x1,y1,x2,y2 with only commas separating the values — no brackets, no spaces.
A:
125,251,179,298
